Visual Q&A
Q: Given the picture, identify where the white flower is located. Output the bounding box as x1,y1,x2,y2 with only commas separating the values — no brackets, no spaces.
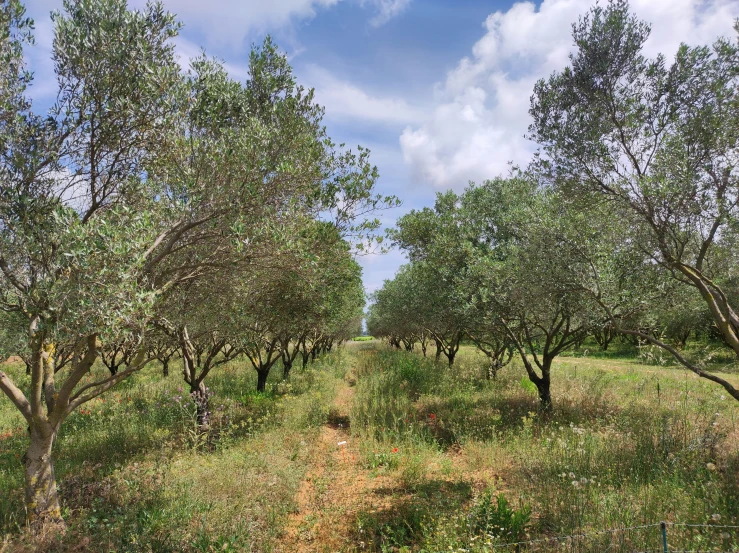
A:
706,463,717,471
569,472,576,479
580,477,589,485
711,513,721,522
572,481,579,488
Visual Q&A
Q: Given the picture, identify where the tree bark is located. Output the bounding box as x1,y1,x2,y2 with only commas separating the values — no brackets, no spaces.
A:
23,424,62,528
535,378,552,410
282,359,292,380
257,370,269,392
190,381,210,429
162,358,169,377
533,357,553,411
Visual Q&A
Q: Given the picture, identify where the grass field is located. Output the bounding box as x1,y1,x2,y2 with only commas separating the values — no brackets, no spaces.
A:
1,341,738,552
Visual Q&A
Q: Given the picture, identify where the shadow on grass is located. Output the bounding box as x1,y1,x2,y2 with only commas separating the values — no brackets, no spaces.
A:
0,390,282,538
418,390,620,448
6,481,209,553
354,480,473,552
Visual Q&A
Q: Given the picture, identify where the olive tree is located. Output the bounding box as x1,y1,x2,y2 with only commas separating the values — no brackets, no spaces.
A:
529,0,739,400
463,177,600,408
0,0,183,525
390,193,474,364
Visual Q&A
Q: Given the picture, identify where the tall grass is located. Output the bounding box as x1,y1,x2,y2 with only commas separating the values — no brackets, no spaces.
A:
0,352,350,552
350,345,739,552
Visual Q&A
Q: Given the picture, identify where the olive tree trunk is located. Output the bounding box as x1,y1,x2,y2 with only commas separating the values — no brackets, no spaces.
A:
190,381,210,428
257,370,269,392
23,423,62,527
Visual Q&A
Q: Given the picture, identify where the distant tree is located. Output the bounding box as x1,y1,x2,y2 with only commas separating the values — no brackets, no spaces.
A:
467,177,600,408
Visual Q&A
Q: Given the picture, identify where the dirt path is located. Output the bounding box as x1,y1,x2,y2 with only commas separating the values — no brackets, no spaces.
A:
278,377,393,553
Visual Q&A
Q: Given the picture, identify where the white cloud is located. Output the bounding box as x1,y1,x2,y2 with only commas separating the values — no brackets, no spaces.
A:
364,0,412,27
400,0,739,190
304,65,425,126
127,0,341,48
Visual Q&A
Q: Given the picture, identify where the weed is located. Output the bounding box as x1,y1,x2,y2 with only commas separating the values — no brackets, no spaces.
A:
468,491,531,542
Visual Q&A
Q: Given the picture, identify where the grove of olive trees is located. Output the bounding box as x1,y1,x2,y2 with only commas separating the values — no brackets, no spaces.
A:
1,0,738,547
369,0,739,407
0,0,393,527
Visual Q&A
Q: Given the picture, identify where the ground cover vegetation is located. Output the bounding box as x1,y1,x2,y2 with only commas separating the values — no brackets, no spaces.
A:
348,343,738,552
1,0,739,550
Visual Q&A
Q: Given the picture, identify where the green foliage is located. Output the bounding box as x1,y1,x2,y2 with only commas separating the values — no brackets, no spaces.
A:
468,491,531,541
529,0,739,399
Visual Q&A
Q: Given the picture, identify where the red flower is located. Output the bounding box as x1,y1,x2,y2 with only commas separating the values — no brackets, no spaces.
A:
429,413,436,420
392,447,399,453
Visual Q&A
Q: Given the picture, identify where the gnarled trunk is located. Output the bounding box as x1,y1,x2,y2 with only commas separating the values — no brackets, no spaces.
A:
190,382,210,429
534,379,552,411
257,370,269,392
162,358,169,377
24,424,62,528
519,352,553,412
282,359,292,380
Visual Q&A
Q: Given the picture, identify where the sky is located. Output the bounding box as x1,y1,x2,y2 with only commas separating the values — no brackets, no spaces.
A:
23,0,739,298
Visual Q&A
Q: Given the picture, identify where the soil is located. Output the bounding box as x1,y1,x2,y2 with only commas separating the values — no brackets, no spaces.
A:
278,378,394,553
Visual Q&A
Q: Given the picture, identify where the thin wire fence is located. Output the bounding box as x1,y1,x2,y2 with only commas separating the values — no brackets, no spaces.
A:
485,522,738,552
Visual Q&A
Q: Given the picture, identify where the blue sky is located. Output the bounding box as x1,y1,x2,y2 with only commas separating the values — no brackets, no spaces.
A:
23,0,739,297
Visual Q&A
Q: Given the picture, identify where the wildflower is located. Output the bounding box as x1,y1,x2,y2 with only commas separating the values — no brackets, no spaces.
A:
392,447,399,453
706,463,717,471
568,472,575,479
429,413,436,420
572,481,579,488
712,513,721,522
580,477,588,485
